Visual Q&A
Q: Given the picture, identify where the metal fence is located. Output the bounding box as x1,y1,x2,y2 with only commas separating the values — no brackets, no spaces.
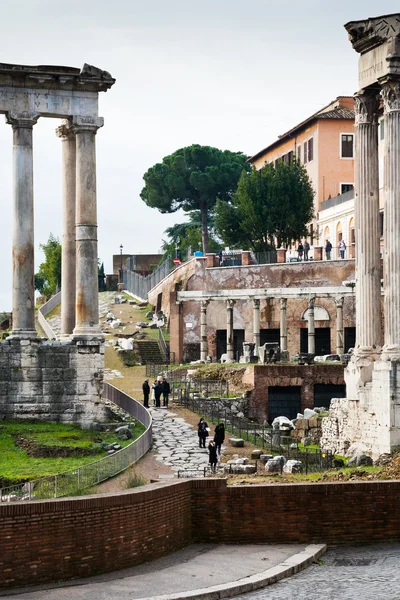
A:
124,257,172,300
254,251,278,265
0,384,152,503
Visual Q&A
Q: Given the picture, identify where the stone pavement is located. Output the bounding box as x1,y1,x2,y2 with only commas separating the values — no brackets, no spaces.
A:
0,543,319,600
150,408,218,475
233,543,400,600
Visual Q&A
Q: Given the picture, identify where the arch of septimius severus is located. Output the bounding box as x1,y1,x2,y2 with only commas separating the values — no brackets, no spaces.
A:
0,62,115,424
321,13,400,457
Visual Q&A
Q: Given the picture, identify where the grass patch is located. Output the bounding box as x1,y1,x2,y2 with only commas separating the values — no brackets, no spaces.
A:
0,420,145,487
125,470,146,488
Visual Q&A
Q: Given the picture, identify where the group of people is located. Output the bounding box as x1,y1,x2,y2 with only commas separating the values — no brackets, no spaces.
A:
198,418,225,472
142,377,170,408
296,240,311,261
325,238,346,260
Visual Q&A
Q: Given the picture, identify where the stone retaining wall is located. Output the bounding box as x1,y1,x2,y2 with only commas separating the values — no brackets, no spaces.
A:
0,338,107,426
2,478,400,589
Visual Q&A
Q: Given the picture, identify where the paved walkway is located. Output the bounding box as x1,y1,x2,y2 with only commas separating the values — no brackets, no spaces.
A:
0,543,319,600
233,544,400,600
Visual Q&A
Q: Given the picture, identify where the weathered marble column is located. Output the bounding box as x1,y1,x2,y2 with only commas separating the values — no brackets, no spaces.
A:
6,112,39,339
336,297,344,355
354,91,381,354
280,298,288,356
382,82,400,357
226,299,235,362
253,299,260,356
200,300,209,362
56,121,76,337
72,116,104,338
308,297,315,355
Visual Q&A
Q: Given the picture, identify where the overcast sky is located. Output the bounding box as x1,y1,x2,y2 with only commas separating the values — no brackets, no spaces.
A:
0,0,398,311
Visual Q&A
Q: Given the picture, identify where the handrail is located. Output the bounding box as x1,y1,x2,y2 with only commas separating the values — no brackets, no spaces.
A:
37,291,61,340
0,383,152,503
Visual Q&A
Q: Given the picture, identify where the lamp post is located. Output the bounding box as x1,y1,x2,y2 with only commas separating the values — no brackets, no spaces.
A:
119,244,123,284
175,236,180,259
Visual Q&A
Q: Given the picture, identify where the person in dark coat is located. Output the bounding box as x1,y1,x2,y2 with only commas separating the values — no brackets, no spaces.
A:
208,440,218,472
142,378,150,408
162,377,171,408
154,380,163,408
214,423,225,455
198,417,209,448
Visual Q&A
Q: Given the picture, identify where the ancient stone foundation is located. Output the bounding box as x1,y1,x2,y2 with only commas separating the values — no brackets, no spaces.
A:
0,339,107,426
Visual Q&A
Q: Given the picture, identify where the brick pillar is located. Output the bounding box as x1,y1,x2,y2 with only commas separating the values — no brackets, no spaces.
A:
241,251,251,265
206,254,217,268
169,291,183,363
277,248,286,263
313,246,323,261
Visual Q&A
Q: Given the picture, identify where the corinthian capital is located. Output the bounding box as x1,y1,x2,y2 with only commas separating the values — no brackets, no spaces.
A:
381,82,400,114
354,91,379,125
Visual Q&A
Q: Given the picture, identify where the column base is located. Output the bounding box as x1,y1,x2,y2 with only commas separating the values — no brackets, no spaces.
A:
381,345,400,361
72,327,104,343
7,329,38,341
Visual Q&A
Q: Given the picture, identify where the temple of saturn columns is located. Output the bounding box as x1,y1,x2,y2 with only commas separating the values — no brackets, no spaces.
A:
0,62,115,425
320,14,400,458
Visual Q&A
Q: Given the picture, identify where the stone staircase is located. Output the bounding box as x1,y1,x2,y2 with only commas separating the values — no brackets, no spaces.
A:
135,340,165,364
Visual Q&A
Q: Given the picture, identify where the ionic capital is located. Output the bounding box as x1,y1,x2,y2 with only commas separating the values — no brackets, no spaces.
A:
253,299,260,309
71,115,104,134
200,299,210,311
354,91,380,125
335,296,344,309
381,81,400,114
308,296,316,309
227,299,236,310
280,298,287,309
5,111,40,129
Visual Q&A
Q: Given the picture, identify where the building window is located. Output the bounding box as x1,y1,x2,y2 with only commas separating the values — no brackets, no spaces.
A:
341,183,354,194
341,134,354,158
297,145,301,162
380,119,385,141
308,138,314,162
380,211,384,237
304,141,308,164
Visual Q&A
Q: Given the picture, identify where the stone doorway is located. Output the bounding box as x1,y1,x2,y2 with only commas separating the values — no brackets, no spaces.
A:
300,327,331,355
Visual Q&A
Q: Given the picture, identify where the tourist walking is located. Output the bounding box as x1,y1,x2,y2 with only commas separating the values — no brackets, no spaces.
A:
325,239,332,260
208,440,218,472
154,380,162,408
303,240,310,261
151,380,158,406
297,242,304,261
142,378,150,408
198,417,209,448
214,423,225,455
162,377,171,407
338,239,346,259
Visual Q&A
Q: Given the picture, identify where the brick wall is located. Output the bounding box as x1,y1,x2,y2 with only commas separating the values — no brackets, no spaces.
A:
2,478,400,589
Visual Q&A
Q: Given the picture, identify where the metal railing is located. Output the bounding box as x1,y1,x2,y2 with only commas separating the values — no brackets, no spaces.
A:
37,291,61,340
0,384,152,503
254,250,278,265
124,257,173,300
320,188,354,211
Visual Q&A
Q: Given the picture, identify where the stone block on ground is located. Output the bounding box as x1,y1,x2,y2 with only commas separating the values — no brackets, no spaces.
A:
259,454,273,464
347,453,373,467
265,456,286,473
283,460,303,474
304,408,317,419
229,438,244,447
251,449,263,459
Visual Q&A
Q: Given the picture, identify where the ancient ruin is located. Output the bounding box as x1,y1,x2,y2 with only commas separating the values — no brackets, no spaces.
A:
0,62,115,424
321,14,400,457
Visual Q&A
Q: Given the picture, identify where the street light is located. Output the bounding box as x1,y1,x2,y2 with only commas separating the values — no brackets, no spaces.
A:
119,244,123,284
175,236,180,259
120,244,123,271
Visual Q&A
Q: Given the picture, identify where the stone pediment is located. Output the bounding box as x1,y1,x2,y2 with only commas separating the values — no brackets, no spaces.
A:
345,14,400,54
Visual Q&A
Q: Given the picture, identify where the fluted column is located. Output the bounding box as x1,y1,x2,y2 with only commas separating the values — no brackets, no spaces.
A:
382,82,400,357
6,112,40,339
308,297,315,355
56,121,76,337
72,116,104,339
253,299,260,356
336,297,344,355
354,91,382,354
226,299,235,362
200,300,209,362
280,298,288,355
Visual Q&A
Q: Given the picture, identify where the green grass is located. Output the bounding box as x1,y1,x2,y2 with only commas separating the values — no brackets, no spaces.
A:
0,420,146,487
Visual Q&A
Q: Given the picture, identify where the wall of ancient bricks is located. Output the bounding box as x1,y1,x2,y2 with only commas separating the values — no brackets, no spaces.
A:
2,478,400,589
0,339,106,426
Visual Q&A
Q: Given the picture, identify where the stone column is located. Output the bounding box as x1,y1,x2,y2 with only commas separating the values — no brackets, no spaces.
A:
56,121,76,338
253,299,260,356
226,299,235,362
6,112,39,339
381,82,400,357
200,300,209,362
336,297,344,355
308,297,315,355
71,116,104,338
280,298,288,357
353,91,381,354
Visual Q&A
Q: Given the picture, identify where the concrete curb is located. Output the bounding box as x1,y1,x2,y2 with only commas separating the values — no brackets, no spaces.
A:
138,543,327,600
